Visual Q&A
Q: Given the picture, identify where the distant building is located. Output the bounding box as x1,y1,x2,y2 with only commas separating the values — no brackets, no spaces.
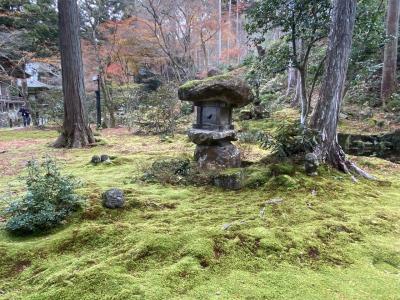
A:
0,58,62,127
17,62,62,101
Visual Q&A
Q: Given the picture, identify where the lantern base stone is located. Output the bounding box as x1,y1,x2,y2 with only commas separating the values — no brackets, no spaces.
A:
194,141,241,169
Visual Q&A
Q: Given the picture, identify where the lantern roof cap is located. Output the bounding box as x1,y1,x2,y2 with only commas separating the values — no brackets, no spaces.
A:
178,75,254,108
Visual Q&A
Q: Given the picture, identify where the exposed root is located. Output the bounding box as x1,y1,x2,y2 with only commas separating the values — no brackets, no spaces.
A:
315,141,375,181
53,127,95,149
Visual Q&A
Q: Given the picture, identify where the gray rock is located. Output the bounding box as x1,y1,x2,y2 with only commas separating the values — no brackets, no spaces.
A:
102,188,125,209
178,75,254,108
265,198,284,205
213,170,244,190
304,153,319,176
91,155,101,164
100,154,110,162
188,128,237,145
239,110,252,121
195,141,241,169
359,108,373,120
207,68,222,77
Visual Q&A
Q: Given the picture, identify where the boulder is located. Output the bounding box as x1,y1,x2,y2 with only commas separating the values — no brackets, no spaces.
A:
178,75,254,108
188,128,236,145
102,188,125,209
91,155,101,164
195,141,241,169
239,110,252,121
135,67,162,91
207,68,222,77
213,170,244,190
304,153,319,176
100,154,110,162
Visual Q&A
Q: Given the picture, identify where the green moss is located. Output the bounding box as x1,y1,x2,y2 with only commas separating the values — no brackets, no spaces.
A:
270,162,296,176
179,75,233,91
0,128,399,299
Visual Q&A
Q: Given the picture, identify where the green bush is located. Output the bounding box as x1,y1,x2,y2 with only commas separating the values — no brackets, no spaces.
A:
387,94,400,112
1,159,83,235
266,121,318,158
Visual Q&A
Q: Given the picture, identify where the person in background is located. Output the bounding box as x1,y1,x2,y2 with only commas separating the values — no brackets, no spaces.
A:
19,105,31,127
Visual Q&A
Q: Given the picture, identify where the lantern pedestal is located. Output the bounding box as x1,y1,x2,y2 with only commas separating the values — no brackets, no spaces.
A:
195,141,241,169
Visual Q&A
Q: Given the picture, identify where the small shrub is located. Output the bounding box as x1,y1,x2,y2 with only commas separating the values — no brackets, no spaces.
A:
387,94,400,112
266,121,318,158
1,159,83,235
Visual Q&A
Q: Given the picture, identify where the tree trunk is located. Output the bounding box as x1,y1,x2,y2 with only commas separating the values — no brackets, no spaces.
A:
299,68,308,125
218,0,222,64
381,0,400,105
99,74,116,128
54,0,95,148
200,30,209,74
236,0,240,63
286,63,297,96
310,0,372,179
227,0,232,63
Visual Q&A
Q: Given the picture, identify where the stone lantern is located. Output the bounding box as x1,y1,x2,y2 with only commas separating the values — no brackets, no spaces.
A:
178,75,253,169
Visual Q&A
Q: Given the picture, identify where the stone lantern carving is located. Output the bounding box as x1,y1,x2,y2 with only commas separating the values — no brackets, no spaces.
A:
178,76,253,169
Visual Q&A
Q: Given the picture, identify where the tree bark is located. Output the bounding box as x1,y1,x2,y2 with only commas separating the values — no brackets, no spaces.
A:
200,30,209,74
236,0,240,63
381,0,400,105
299,67,308,125
227,0,232,63
218,0,222,64
286,63,297,96
310,0,372,179
54,0,95,148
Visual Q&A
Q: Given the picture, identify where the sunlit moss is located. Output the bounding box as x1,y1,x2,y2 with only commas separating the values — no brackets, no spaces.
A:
0,124,399,299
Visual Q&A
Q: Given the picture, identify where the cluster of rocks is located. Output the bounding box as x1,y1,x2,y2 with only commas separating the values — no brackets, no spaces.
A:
91,154,112,165
178,75,254,169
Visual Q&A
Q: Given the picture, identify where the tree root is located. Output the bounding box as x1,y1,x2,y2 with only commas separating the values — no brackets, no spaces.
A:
53,127,95,148
315,142,375,181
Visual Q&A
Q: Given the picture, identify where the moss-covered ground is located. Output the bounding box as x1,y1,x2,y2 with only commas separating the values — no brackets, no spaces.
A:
0,123,399,299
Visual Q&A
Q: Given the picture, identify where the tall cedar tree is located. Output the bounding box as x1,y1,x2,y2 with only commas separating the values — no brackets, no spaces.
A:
54,0,95,148
381,0,400,105
310,0,373,179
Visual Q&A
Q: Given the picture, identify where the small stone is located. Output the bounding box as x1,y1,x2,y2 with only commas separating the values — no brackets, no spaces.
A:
100,154,110,162
359,108,373,120
91,155,101,164
103,159,112,165
222,223,232,230
265,198,284,205
102,188,125,209
304,153,319,176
